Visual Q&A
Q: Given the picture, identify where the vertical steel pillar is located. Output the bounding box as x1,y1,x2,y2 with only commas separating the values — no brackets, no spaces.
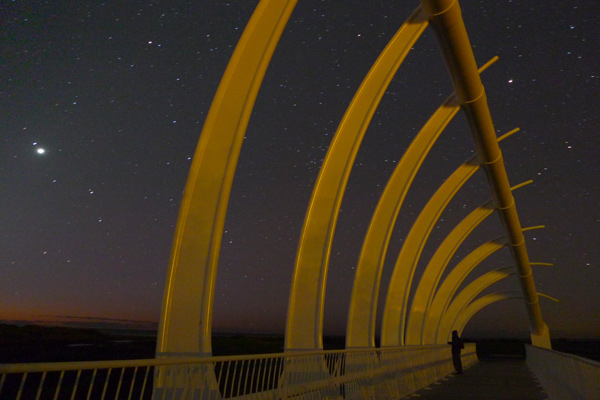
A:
420,0,551,348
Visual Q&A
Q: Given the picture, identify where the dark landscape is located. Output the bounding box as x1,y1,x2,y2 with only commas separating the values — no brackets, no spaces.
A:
1,324,598,364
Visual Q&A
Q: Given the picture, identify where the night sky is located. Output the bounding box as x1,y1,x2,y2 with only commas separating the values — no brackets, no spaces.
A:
2,1,599,339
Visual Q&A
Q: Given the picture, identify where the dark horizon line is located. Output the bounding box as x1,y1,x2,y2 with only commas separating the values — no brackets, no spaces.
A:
1,320,598,341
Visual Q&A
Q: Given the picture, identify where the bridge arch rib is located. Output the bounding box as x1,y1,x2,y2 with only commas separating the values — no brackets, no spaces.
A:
156,0,299,357
453,292,558,339
156,0,553,360
437,267,515,343
345,91,461,349
453,291,522,338
405,178,532,345
346,57,498,350
424,237,508,344
286,6,429,351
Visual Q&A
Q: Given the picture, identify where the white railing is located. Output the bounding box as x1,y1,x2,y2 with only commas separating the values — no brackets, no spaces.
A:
526,344,600,400
0,344,477,400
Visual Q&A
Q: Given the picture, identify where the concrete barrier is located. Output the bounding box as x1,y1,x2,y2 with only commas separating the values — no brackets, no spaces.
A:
526,344,600,399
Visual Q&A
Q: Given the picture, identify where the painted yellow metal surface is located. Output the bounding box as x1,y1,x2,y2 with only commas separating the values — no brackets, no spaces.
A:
346,57,498,350
423,237,507,344
454,292,522,337
285,7,429,351
537,293,560,303
405,201,494,345
375,63,499,349
156,0,298,357
425,228,543,344
437,267,514,343
380,157,479,347
156,0,553,359
454,291,556,338
406,178,532,345
421,0,550,348
345,93,460,349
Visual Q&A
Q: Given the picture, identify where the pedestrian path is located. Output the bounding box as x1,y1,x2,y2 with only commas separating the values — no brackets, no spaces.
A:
405,359,548,399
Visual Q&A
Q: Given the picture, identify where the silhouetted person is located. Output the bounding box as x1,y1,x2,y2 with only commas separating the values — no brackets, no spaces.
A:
450,330,464,374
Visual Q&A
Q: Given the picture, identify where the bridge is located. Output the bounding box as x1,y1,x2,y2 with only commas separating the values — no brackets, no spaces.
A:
1,0,598,399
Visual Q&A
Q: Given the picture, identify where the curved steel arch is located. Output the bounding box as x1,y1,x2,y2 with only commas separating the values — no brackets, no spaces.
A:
451,286,558,342
405,200,494,345
437,267,514,343
406,178,531,345
453,292,522,337
380,92,527,346
285,6,429,351
380,156,480,347
423,237,507,344
157,0,298,357
426,226,545,344
346,57,498,350
453,291,557,337
157,0,554,360
345,93,460,348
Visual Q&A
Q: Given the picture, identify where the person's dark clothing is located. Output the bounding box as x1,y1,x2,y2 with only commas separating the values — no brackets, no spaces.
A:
450,330,464,374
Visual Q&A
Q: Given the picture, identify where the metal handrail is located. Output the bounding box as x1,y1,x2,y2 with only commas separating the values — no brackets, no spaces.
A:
0,343,462,373
0,344,477,400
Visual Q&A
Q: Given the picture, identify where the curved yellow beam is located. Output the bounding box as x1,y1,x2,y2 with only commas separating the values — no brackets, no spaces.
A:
405,200,494,345
421,0,550,348
453,291,558,338
423,237,507,344
286,6,429,351
426,226,544,344
345,93,460,348
156,0,298,357
347,57,498,350
437,267,514,343
453,292,522,337
381,156,479,347
406,177,530,345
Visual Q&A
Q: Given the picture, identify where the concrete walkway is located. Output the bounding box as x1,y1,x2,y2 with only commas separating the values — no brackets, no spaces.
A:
405,359,548,399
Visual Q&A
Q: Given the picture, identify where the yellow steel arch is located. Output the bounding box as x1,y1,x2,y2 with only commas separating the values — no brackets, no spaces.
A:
406,178,531,345
426,227,544,344
157,0,553,360
423,237,507,344
453,292,557,338
405,201,494,345
453,292,522,337
380,135,506,347
345,93,460,349
285,6,429,351
346,57,498,350
380,156,479,347
437,267,514,343
448,275,558,342
156,0,298,357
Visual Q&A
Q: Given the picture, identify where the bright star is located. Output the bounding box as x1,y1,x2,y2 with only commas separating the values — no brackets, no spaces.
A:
36,148,45,154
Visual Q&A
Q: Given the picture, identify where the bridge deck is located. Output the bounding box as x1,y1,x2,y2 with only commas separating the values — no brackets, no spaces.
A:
406,359,547,399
